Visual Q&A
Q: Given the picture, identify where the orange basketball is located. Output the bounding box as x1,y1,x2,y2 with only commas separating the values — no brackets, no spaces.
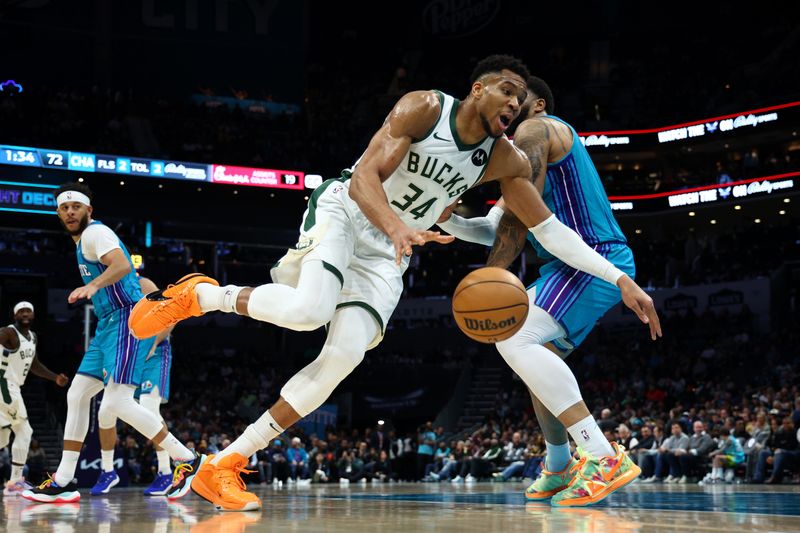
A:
452,267,529,343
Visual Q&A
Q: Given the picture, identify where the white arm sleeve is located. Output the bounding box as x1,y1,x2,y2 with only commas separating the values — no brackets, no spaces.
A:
437,206,504,247
80,224,121,262
530,214,625,285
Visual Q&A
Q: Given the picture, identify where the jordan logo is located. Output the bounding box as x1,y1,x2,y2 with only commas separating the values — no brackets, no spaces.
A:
581,429,590,441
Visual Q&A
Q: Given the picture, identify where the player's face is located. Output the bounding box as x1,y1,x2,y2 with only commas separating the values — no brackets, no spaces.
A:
57,201,91,236
475,70,528,138
14,308,33,327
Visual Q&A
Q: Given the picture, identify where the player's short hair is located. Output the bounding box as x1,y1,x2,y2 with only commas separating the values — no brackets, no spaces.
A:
470,54,530,84
55,181,94,202
527,76,555,114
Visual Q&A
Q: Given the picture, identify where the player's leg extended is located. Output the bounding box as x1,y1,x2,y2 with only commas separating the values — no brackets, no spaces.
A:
499,301,581,500
129,184,352,339
98,381,193,464
496,304,639,507
191,305,377,511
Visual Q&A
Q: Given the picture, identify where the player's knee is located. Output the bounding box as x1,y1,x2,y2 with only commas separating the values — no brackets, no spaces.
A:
97,397,117,429
67,381,91,407
495,337,525,365
14,420,33,441
290,305,335,331
322,344,364,380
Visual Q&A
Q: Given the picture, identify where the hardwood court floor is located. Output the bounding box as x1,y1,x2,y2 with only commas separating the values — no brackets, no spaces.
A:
3,482,800,532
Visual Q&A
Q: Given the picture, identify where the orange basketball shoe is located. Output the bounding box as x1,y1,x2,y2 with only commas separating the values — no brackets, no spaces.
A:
128,274,218,339
191,453,261,512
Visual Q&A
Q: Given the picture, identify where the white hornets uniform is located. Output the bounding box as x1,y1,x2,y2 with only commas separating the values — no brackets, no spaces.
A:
271,91,498,348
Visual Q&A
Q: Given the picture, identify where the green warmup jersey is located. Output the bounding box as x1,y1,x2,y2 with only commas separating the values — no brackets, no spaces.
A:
343,91,499,230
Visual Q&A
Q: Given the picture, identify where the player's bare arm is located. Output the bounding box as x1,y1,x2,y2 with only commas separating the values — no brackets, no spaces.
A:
0,326,20,351
68,248,133,303
486,206,528,269
485,132,662,340
485,118,569,267
30,355,69,387
349,90,454,264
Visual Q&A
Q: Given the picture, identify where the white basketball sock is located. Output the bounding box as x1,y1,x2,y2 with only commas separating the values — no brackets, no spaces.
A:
54,450,80,487
11,463,23,481
101,449,114,472
158,433,195,463
197,283,243,313
157,449,171,475
567,414,614,458
212,411,282,465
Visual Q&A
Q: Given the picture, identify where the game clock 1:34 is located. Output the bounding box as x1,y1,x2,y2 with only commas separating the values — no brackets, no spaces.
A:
0,147,40,166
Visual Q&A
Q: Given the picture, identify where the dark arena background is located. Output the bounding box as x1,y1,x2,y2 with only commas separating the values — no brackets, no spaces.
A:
1,1,799,531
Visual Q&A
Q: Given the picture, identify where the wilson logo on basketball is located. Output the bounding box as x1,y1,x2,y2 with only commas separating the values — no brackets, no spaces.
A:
463,315,517,331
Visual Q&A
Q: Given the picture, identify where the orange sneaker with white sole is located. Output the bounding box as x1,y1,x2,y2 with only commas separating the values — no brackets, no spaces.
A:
191,453,262,512
128,273,218,339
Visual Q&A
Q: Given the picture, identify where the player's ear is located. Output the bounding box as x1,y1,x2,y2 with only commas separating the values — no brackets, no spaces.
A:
471,81,484,100
87,205,93,216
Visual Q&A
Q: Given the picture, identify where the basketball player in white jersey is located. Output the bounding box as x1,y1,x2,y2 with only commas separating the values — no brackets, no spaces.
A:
129,55,658,511
0,302,69,495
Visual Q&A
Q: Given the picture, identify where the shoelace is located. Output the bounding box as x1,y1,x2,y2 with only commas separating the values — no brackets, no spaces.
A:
154,287,195,326
37,475,56,490
172,461,195,486
218,462,255,492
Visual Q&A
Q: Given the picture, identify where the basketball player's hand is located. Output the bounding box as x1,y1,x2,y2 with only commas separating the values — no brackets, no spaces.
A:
55,373,69,387
68,284,99,304
389,224,455,265
617,275,662,340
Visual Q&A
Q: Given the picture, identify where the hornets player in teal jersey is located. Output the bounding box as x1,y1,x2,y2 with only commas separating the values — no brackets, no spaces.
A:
23,183,201,503
438,76,662,507
92,276,176,497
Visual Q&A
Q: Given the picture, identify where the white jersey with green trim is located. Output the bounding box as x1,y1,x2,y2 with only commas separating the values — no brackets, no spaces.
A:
1,325,36,386
343,91,498,231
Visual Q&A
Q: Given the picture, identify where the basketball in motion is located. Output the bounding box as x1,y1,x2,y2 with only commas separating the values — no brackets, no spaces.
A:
452,267,529,343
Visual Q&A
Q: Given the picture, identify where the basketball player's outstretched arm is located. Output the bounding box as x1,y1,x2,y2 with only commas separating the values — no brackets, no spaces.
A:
349,91,454,265
487,132,662,340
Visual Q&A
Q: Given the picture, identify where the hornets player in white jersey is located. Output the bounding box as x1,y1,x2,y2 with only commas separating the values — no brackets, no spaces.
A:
0,302,69,495
129,55,657,511
437,76,662,506
23,183,200,503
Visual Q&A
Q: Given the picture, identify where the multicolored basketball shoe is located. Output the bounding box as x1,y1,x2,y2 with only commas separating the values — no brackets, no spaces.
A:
167,453,208,500
128,274,218,339
551,442,641,507
21,476,81,503
525,457,579,500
